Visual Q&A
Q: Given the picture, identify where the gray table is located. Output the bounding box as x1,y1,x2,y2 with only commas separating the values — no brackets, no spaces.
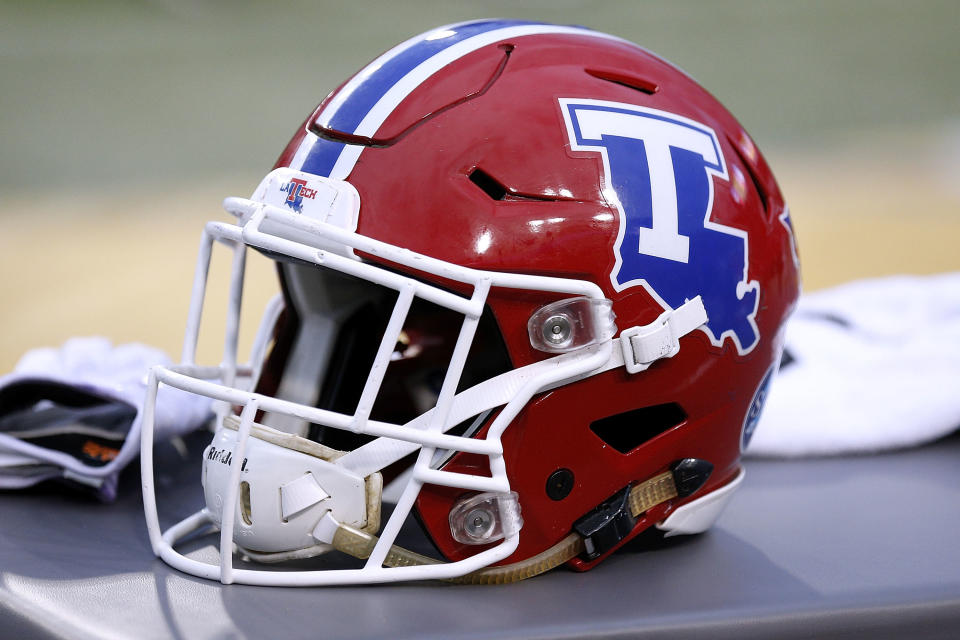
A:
2,431,958,639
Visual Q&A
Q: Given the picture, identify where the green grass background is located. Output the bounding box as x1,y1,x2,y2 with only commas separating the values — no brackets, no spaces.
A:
0,1,958,368
2,0,958,193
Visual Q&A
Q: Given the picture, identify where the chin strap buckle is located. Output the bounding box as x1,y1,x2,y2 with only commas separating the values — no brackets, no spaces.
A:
619,296,708,374
573,486,636,561
573,458,715,561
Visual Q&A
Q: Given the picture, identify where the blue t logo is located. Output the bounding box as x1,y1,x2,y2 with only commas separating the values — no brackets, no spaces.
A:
560,99,760,354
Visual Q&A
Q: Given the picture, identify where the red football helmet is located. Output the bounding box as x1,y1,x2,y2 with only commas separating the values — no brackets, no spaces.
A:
141,19,799,585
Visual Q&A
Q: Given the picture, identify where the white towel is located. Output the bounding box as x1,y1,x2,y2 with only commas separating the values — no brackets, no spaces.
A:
747,272,960,457
0,337,212,500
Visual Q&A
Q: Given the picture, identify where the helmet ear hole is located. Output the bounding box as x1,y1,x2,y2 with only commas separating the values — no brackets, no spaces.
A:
240,481,253,526
589,403,687,454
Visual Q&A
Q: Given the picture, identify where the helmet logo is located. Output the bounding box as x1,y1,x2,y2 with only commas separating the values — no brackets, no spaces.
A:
280,177,318,212
742,364,776,451
560,98,760,354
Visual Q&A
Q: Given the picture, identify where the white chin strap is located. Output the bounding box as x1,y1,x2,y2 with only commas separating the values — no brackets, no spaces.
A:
142,169,717,585
144,294,716,585
196,296,710,576
336,296,708,478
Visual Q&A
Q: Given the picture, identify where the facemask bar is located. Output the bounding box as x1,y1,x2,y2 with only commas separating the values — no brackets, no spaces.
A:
141,189,615,586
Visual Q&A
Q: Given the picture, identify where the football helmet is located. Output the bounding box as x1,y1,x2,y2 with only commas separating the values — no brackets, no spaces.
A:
141,19,799,585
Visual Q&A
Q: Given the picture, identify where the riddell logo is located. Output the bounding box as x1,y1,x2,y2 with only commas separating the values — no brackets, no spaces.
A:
207,446,248,472
280,177,317,212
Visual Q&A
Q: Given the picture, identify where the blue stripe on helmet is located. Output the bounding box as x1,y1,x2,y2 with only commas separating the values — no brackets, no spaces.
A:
322,19,538,134
301,139,346,178
301,19,542,178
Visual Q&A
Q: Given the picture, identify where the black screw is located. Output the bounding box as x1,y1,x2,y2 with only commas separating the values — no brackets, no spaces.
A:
546,468,575,501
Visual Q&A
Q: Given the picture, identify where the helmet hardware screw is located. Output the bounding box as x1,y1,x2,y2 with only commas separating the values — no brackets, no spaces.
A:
542,314,573,347
546,468,575,500
463,507,495,540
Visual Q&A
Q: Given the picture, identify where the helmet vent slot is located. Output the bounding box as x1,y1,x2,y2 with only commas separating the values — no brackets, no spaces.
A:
469,168,507,200
729,137,770,219
468,167,585,202
585,68,659,95
589,403,687,454
240,481,253,525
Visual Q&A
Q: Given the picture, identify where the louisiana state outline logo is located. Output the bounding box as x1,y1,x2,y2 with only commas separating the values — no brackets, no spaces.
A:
279,177,318,213
560,98,760,354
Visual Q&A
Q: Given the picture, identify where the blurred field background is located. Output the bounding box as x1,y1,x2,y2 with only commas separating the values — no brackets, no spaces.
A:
1,0,958,371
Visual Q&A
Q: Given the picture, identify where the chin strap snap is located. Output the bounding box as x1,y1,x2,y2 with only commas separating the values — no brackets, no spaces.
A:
619,297,708,374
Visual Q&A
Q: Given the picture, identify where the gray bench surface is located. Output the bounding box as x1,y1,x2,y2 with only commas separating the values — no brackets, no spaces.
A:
2,431,958,639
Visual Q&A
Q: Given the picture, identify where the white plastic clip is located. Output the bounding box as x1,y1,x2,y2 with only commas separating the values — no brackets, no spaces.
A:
312,511,341,545
619,297,708,374
281,473,330,520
